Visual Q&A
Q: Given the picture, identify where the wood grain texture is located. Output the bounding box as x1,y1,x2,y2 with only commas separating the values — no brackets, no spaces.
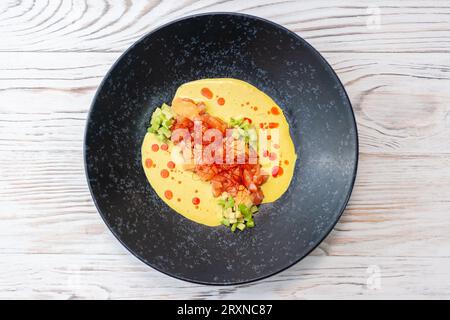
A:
1,0,450,299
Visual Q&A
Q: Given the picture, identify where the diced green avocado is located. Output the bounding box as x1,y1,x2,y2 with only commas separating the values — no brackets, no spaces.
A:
238,203,249,215
156,133,167,142
226,197,235,209
221,218,230,227
147,103,174,139
246,220,255,228
241,121,250,130
161,103,173,119
161,103,171,112
153,108,162,118
150,116,162,127
237,223,246,231
231,223,238,232
162,119,173,129
230,117,241,127
158,126,171,138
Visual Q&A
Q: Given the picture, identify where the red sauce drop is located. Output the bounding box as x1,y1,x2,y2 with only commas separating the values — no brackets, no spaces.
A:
167,161,175,169
192,197,200,205
268,122,279,128
284,160,289,165
161,143,168,151
145,158,153,168
269,152,277,161
243,117,252,124
263,150,270,157
164,190,173,200
272,166,284,177
267,135,271,140
217,97,225,105
271,107,280,115
259,123,264,129
201,88,213,99
151,144,159,152
160,169,169,178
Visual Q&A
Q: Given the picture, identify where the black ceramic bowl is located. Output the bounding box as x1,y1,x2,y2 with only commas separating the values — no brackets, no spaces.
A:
84,13,358,285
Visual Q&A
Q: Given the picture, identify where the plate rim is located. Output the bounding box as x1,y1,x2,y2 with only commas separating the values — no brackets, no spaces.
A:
83,11,359,286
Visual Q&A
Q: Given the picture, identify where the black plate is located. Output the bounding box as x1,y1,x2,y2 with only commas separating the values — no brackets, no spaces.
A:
84,13,358,285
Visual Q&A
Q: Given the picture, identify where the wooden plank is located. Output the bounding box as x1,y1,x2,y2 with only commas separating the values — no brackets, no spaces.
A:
2,148,450,257
0,254,449,299
1,51,449,155
0,0,449,53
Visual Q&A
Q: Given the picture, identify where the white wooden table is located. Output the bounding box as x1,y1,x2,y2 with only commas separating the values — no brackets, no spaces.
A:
1,0,450,299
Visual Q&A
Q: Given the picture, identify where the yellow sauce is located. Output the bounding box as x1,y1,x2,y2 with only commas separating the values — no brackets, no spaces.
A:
141,78,297,226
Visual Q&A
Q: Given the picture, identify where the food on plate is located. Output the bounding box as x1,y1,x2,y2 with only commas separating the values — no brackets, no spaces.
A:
141,78,297,231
